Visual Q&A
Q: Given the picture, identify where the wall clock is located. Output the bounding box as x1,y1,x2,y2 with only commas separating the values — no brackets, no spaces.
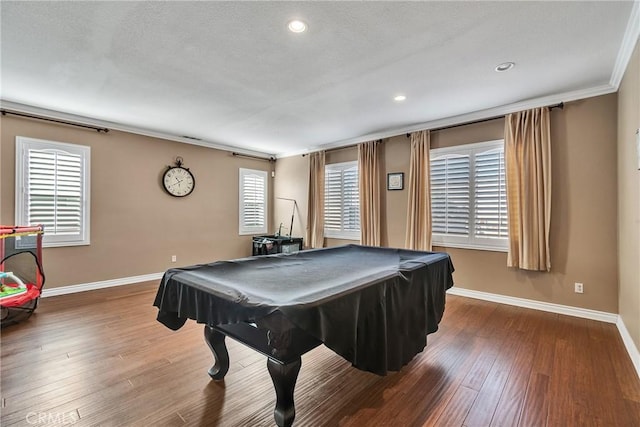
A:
163,157,195,197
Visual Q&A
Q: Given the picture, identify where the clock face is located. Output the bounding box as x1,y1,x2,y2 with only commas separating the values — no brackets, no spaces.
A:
163,167,195,197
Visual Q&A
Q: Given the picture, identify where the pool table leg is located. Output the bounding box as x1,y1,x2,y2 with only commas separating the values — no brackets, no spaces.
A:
267,357,301,427
204,326,229,380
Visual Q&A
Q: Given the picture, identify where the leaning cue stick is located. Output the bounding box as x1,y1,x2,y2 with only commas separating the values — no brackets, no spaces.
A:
277,198,298,239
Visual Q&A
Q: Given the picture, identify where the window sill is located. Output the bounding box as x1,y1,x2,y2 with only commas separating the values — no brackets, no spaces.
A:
239,230,268,236
432,242,508,253
324,233,360,241
42,240,90,248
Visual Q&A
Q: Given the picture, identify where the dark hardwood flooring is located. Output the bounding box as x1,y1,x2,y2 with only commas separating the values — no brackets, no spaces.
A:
1,282,639,426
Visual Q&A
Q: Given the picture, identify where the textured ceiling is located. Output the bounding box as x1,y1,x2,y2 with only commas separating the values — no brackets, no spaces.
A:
0,1,636,156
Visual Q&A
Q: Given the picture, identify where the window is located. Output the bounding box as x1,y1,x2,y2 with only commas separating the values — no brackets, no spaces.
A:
239,168,268,235
324,161,360,240
430,140,507,251
15,136,91,247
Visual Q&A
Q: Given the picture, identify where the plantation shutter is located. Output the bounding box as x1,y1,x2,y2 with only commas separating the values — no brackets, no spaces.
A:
430,140,507,251
474,148,507,238
342,166,359,233
324,167,343,233
239,169,267,234
430,155,470,236
324,162,360,238
26,149,84,236
16,137,90,247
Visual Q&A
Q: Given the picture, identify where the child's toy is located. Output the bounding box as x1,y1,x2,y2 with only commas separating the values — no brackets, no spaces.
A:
0,225,45,327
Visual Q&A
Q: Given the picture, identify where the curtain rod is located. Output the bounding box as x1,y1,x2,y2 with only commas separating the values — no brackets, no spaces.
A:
232,152,276,162
405,102,564,137
1,109,110,133
302,103,564,157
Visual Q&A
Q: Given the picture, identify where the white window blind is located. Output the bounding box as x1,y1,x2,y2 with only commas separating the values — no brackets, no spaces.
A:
474,148,508,239
431,154,470,236
239,168,268,235
15,137,90,247
324,161,360,240
430,140,507,251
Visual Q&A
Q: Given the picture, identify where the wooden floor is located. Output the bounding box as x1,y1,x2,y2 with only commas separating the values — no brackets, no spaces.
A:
2,282,639,427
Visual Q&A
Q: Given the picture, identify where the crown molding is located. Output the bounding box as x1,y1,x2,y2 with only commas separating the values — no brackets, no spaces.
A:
276,148,313,159
0,100,276,159
277,83,616,158
3,80,618,162
610,0,640,89
6,0,635,164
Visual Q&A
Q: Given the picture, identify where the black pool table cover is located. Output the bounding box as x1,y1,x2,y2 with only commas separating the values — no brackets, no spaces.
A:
154,244,454,375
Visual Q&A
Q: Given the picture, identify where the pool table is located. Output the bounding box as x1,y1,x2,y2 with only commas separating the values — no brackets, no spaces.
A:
153,245,454,426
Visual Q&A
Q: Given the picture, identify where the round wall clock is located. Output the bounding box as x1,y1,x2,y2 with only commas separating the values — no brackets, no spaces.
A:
163,157,195,197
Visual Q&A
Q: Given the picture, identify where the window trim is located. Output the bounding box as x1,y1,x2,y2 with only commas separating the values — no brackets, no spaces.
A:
15,136,91,248
324,161,360,241
431,139,508,252
238,168,268,235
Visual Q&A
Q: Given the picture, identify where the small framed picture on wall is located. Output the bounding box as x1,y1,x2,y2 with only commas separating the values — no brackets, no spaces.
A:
387,172,404,190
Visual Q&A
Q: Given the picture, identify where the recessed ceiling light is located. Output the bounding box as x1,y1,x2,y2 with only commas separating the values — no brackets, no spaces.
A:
495,62,515,72
394,95,406,102
287,20,307,33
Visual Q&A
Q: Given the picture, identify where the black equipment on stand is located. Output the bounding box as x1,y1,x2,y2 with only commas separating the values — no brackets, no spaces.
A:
252,197,304,256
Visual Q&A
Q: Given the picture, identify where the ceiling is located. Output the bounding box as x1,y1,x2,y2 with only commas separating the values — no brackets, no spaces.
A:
1,1,638,157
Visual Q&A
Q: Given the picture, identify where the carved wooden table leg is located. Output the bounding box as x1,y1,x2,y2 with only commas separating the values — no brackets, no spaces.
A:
204,326,229,380
267,357,301,427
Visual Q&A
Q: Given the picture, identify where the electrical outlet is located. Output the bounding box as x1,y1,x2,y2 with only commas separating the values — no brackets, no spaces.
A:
171,255,177,263
574,282,584,294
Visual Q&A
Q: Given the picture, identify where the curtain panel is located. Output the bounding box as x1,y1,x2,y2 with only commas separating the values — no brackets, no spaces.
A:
306,151,326,249
505,107,552,271
405,130,432,251
358,141,381,246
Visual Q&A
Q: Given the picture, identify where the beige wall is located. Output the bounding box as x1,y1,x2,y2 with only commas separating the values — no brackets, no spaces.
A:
617,40,640,351
278,94,620,313
432,96,618,313
273,148,363,248
0,115,273,288
273,155,308,240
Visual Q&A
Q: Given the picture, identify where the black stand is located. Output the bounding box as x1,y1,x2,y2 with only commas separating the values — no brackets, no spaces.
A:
267,357,301,427
204,326,229,380
203,322,319,426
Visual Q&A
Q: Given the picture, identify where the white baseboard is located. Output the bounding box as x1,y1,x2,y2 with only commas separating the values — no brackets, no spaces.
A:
38,277,640,380
41,272,164,297
447,286,640,379
446,287,618,323
616,315,640,380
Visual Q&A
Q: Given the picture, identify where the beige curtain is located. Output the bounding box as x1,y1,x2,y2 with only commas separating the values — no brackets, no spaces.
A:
404,130,432,251
358,141,381,246
505,107,552,271
306,151,325,249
